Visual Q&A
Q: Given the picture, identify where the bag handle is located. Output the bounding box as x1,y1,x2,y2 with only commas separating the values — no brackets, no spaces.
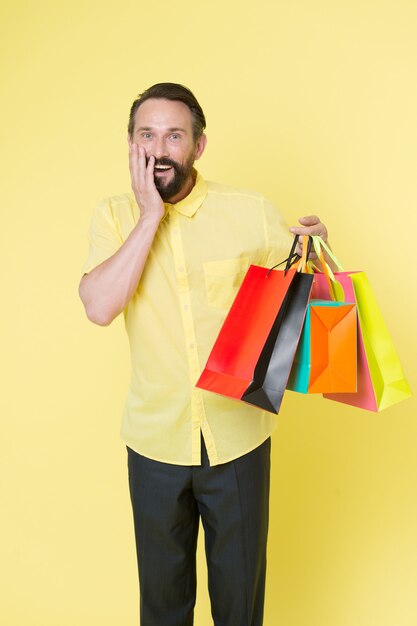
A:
297,235,312,273
267,235,313,277
308,235,345,301
310,235,343,273
267,235,343,299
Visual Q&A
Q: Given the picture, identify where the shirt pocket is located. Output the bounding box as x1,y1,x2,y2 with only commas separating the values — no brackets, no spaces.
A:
203,256,251,309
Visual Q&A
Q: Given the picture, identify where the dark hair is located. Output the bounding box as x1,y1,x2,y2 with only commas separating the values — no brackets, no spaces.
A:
128,83,206,142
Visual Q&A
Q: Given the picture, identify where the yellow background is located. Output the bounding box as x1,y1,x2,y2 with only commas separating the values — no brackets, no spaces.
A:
1,1,416,624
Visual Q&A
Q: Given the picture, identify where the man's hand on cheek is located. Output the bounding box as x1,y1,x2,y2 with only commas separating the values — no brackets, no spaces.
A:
128,141,165,224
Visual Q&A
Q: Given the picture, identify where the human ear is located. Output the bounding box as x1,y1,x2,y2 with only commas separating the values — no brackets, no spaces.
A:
194,134,207,161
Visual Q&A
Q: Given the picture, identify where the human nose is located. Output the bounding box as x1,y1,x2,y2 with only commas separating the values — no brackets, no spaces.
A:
152,137,169,159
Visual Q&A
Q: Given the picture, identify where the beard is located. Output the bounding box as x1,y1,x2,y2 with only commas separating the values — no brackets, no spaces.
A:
148,154,195,202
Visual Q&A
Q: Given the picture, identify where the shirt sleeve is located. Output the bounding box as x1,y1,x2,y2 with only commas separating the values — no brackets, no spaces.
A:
81,198,123,275
262,197,294,267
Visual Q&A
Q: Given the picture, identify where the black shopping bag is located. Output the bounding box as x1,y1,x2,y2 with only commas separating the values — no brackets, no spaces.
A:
242,268,314,413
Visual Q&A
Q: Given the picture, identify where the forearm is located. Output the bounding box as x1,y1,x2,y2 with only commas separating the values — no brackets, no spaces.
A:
79,216,160,326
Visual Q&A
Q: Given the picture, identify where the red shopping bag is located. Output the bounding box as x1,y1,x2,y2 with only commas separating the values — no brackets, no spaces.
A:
196,237,314,413
197,264,298,398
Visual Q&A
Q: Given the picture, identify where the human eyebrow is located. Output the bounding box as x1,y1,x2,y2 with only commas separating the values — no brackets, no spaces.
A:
135,127,186,132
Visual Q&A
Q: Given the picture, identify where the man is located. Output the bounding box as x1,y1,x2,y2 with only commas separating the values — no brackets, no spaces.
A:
79,83,329,626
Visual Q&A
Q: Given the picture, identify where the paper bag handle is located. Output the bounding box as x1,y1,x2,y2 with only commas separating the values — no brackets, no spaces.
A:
267,235,313,276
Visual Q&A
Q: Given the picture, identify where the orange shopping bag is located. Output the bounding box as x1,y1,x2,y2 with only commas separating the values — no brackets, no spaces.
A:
287,236,357,394
287,300,357,393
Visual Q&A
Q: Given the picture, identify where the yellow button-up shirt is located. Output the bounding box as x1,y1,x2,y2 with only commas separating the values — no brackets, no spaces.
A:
82,172,293,465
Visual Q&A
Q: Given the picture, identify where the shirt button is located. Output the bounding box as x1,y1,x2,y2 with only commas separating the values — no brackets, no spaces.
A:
178,266,184,272
189,342,194,349
184,304,189,310
173,228,179,235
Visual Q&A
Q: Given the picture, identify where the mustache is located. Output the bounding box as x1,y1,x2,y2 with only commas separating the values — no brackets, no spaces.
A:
145,156,179,169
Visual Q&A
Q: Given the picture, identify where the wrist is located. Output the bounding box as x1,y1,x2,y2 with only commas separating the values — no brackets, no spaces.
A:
138,211,164,228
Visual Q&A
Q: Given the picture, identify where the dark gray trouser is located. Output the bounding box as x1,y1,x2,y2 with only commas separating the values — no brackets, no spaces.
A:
127,436,271,626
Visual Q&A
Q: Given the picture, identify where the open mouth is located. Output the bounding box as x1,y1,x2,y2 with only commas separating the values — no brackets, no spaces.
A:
154,164,173,174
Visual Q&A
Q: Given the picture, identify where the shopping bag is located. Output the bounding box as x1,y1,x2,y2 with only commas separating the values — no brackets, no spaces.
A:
287,300,357,393
310,240,411,411
241,271,314,412
196,237,314,414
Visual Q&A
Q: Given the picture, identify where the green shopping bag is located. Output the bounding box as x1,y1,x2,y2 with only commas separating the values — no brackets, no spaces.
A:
310,237,411,412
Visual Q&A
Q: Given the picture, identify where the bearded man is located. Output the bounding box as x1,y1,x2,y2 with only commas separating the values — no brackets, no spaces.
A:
79,83,329,626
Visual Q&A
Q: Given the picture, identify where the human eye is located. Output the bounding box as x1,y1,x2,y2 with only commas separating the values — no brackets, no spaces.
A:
169,133,181,141
140,132,153,139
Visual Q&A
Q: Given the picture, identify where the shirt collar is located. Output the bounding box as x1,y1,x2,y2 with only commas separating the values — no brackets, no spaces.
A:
164,170,208,218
